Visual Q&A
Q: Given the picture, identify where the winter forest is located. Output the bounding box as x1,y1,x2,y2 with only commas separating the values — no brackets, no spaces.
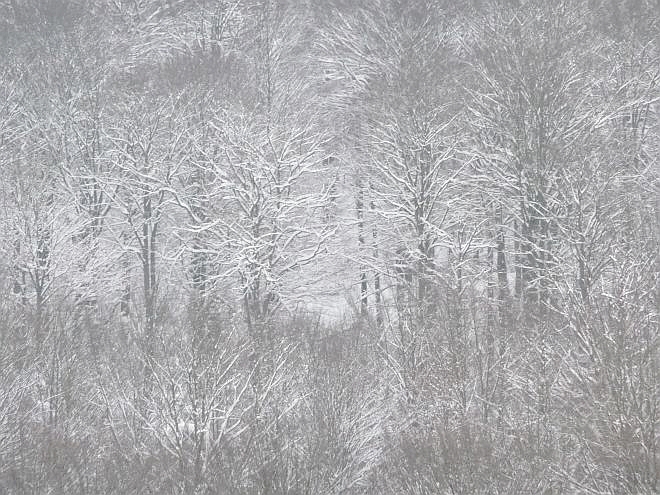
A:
0,0,658,493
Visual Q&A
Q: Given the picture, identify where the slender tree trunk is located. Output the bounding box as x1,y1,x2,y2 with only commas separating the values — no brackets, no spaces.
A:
142,196,157,343
356,178,368,316
514,219,522,299
370,185,383,328
496,207,509,301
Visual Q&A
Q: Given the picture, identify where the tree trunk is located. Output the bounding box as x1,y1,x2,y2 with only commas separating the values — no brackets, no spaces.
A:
356,178,368,316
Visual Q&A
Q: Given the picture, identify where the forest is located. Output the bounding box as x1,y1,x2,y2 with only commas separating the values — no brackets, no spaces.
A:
0,0,658,493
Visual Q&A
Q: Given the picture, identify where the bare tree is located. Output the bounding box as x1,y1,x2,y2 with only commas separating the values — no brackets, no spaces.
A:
174,1,332,345
105,88,187,345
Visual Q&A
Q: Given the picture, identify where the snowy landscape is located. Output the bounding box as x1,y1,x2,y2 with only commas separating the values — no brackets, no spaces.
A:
0,0,658,493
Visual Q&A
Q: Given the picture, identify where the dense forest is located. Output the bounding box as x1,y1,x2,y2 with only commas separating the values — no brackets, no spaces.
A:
0,0,658,493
